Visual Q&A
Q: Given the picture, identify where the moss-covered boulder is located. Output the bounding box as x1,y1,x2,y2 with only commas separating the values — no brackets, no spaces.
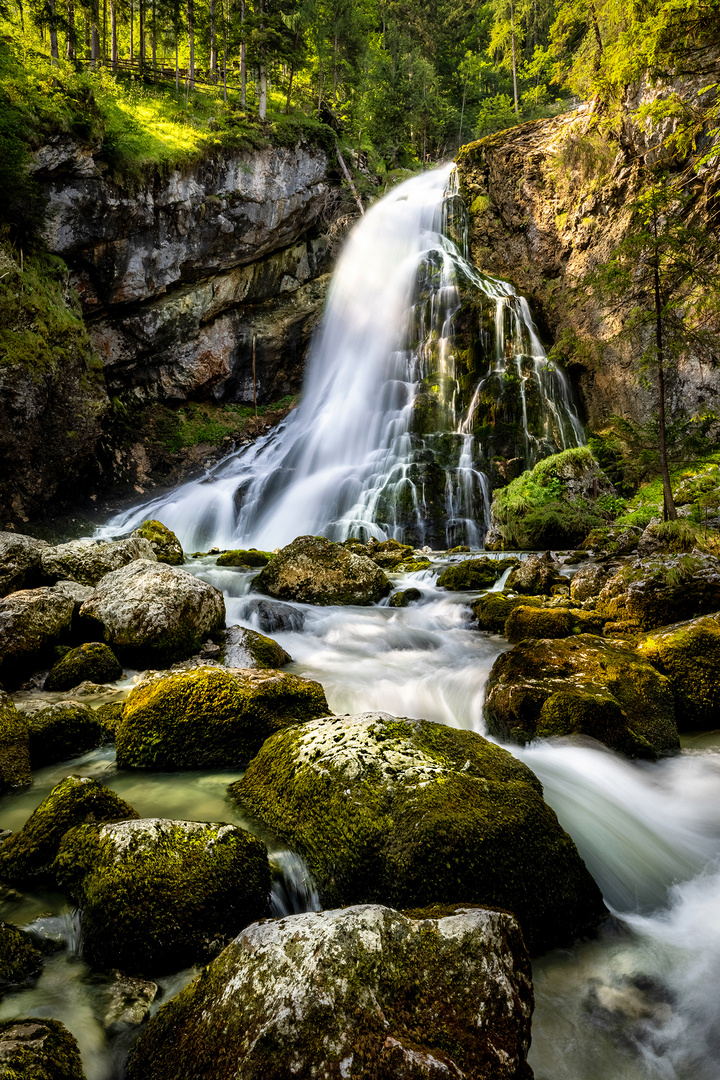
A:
221,625,291,669
0,775,138,886
131,520,184,565
0,532,48,598
581,526,642,556
506,554,566,595
78,560,225,665
396,557,432,572
53,818,270,976
44,642,123,692
637,614,720,731
0,921,43,995
25,702,105,768
485,635,680,758
436,556,519,591
505,605,606,643
94,701,124,742
229,712,605,952
116,665,329,770
216,548,272,567
0,1018,84,1079
254,535,391,606
472,591,544,633
0,692,31,794
0,586,74,685
388,587,422,608
596,554,720,631
570,562,611,603
126,904,533,1080
40,536,157,586
365,538,415,569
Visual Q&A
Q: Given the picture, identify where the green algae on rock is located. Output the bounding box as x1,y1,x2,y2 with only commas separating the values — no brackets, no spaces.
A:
637,614,720,731
53,818,270,976
485,634,680,758
132,520,184,565
0,1018,85,1079
505,605,606,643
125,903,533,1080
595,554,720,631
216,548,273,567
0,921,43,995
0,691,31,794
25,701,106,768
0,775,138,886
44,642,123,692
221,625,292,669
116,665,329,770
254,535,391,605
472,591,545,633
436,556,518,591
229,712,605,953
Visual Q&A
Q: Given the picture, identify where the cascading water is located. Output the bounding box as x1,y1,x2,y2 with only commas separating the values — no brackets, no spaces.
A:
101,163,583,552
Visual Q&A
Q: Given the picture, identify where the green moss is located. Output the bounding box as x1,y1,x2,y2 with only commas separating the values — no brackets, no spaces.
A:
472,591,544,633
637,615,720,731
231,627,292,669
44,642,123,692
505,605,606,643
0,1018,84,1080
216,549,273,567
134,520,184,565
596,554,720,629
436,557,518,591
254,535,391,606
0,691,31,794
94,701,124,743
396,558,432,572
0,775,138,886
25,701,106,768
0,921,42,993
388,587,422,608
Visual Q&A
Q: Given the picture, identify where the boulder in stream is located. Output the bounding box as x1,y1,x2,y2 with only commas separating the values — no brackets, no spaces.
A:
53,818,270,975
0,532,49,598
216,548,272,567
485,634,680,758
0,692,31,794
254,534,392,605
229,711,605,952
0,1018,84,1079
131,520,184,565
40,536,157,587
637,613,720,730
569,562,611,603
23,701,106,768
472,590,545,633
504,605,606,643
0,921,43,995
78,560,226,665
506,554,566,595
595,554,720,631
0,586,75,684
126,904,533,1080
221,625,292,669
116,665,328,769
44,641,123,691
437,556,519,590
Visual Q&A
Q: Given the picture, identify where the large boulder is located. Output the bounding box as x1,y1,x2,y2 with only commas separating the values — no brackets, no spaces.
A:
0,692,31,793
595,554,720,631
221,625,292,669
126,904,534,1080
44,641,123,691
0,775,138,886
24,701,106,768
0,921,43,995
229,712,605,952
0,1018,84,1079
40,536,157,586
116,665,329,770
78,560,225,665
131,520,184,565
506,554,566,595
637,614,720,731
0,586,74,684
505,605,606,643
485,635,680,758
472,591,544,633
0,532,48,598
53,818,270,975
254,535,391,606
570,562,611,603
436,556,518,591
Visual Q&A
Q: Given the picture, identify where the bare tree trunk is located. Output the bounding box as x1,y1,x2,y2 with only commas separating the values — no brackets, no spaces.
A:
223,0,228,102
139,0,145,73
187,0,195,89
91,0,100,65
510,0,519,118
66,0,75,59
240,0,246,107
49,0,59,64
458,80,467,144
175,34,179,89
129,0,134,64
590,1,603,67
110,0,117,67
103,0,107,61
152,0,157,76
259,64,267,119
210,0,217,79
336,141,364,216
653,219,677,521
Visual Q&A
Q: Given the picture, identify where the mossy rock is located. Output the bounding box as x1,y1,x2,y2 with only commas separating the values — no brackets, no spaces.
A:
366,539,415,569
132,520,184,565
253,535,391,606
94,701,124,742
570,563,610,602
25,701,106,769
0,775,138,886
222,626,292,669
637,614,720,731
506,555,566,595
505,605,606,643
0,586,75,686
116,666,329,770
53,818,270,976
0,691,31,794
388,588,422,608
472,591,544,633
0,921,43,995
595,554,720,630
395,558,432,572
0,532,48,599
436,557,519,591
485,635,680,759
126,904,533,1080
40,536,157,586
229,712,605,953
216,549,272,568
44,642,123,692
581,526,641,556
0,1018,84,1079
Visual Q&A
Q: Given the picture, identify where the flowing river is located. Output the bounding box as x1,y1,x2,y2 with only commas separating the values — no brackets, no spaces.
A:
2,167,720,1079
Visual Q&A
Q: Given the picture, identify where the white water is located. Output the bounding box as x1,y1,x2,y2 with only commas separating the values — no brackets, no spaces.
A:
100,165,583,552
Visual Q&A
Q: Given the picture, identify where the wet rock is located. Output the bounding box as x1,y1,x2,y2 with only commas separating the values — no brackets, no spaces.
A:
388,587,422,608
0,775,138,886
131,520,184,565
216,548,272,567
242,598,306,633
581,526,642,556
637,614,720,731
436,556,519,591
506,554,566,595
229,711,606,953
0,921,43,995
40,536,157,587
25,701,106,768
0,586,74,685
78,560,225,665
254,535,391,606
472,591,545,633
44,642,123,691
0,533,49,598
53,818,270,975
96,970,158,1034
126,904,534,1080
117,665,328,770
485,635,680,758
365,538,415,569
0,1018,84,1079
94,701,124,742
395,557,432,572
595,554,720,630
0,692,31,793
505,605,606,643
570,563,611,602
221,625,292,669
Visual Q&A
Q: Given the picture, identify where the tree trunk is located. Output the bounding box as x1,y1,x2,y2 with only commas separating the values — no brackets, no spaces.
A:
110,0,117,67
187,0,194,89
653,220,677,520
510,0,519,118
139,0,145,73
49,0,59,64
210,0,216,79
129,0,133,64
240,0,246,107
175,35,179,89
103,0,107,61
152,0,157,76
66,0,74,59
259,65,267,119
222,0,228,102
589,1,603,68
91,0,100,65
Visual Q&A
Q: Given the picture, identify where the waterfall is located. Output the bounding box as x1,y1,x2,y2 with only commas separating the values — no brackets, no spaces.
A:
102,163,583,552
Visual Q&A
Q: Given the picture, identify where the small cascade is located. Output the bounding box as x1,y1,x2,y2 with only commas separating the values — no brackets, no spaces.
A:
102,164,584,552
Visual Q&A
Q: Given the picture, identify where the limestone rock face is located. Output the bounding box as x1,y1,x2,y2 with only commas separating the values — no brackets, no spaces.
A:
485,634,680,758
40,536,156,586
0,692,31,793
0,586,75,683
595,554,720,631
254,534,392,606
126,904,534,1080
637,614,720,730
0,533,49,598
53,818,270,975
44,641,123,691
230,711,605,952
0,1018,84,1080
78,560,225,664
